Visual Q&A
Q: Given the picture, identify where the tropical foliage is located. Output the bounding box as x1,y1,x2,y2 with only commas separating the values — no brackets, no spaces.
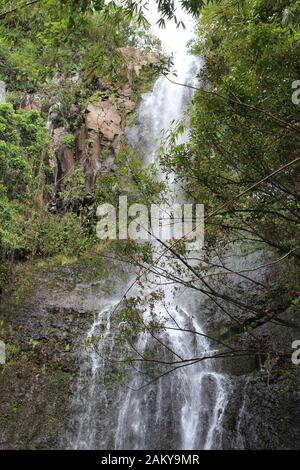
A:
161,0,300,329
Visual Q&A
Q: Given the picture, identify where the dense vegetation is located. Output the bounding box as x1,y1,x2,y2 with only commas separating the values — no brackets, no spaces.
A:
0,0,299,365
0,0,163,288
0,0,299,451
159,0,300,348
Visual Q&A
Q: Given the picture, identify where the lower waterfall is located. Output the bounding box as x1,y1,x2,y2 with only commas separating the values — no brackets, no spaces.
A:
67,2,230,450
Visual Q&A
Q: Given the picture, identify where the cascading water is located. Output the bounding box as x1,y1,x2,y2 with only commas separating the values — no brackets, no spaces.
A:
67,2,229,450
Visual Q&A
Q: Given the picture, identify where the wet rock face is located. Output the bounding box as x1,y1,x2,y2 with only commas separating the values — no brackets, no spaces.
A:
1,255,299,449
196,250,300,450
0,274,85,448
0,258,125,449
212,304,300,449
0,363,72,450
221,369,300,450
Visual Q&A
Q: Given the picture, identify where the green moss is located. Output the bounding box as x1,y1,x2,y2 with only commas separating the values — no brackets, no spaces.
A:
5,341,21,362
60,133,75,149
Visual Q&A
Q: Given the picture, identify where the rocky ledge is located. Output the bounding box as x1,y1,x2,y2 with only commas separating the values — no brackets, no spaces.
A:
0,255,130,449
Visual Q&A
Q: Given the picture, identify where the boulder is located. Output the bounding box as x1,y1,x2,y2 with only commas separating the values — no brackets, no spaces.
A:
85,102,123,141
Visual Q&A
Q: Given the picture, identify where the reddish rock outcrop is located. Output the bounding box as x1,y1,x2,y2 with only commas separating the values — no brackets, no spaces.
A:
117,47,160,78
47,46,160,198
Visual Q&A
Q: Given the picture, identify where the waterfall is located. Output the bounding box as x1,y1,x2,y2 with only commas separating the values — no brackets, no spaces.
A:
67,2,229,450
